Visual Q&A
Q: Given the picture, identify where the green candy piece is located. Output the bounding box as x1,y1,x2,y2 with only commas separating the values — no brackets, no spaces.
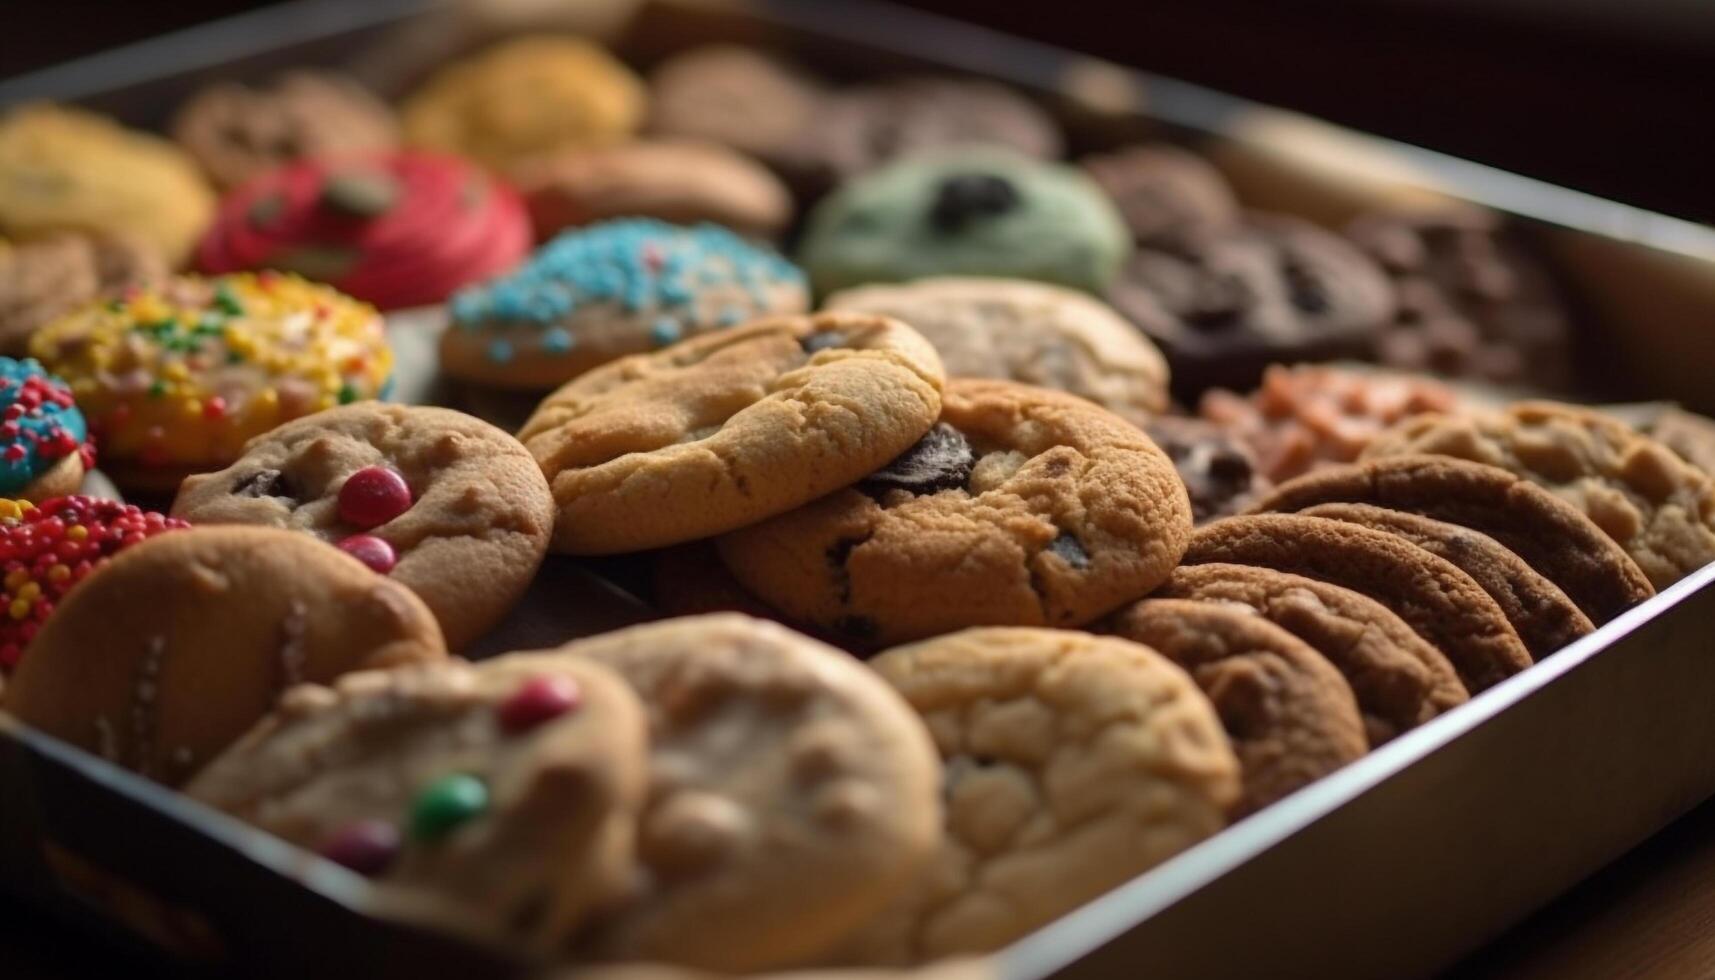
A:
320,171,400,218
275,245,362,284
409,774,488,842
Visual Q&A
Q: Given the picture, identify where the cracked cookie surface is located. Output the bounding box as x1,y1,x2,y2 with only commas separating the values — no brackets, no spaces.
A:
519,311,944,555
173,403,554,650
718,379,1191,646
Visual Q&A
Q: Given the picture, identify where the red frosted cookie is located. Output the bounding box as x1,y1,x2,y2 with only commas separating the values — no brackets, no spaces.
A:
198,152,529,310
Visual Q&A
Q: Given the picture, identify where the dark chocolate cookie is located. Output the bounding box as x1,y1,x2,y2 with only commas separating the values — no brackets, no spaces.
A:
1080,144,1241,248
1143,415,1272,523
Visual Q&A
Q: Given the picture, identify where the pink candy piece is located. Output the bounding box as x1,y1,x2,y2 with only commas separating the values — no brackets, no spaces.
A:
317,819,400,876
497,675,583,734
338,466,412,529
337,534,398,574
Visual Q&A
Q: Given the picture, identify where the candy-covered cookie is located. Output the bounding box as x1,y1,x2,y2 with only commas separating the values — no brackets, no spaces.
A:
518,311,943,554
799,149,1130,296
555,614,942,972
403,36,645,170
646,46,825,180
856,628,1236,962
30,272,393,492
172,403,554,650
0,232,166,355
0,104,215,267
1363,402,1715,588
171,70,400,190
1080,144,1242,248
0,358,95,501
1,525,446,785
1105,598,1366,815
443,219,808,389
198,152,530,311
1142,415,1272,523
718,379,1191,647
823,277,1170,426
187,654,648,951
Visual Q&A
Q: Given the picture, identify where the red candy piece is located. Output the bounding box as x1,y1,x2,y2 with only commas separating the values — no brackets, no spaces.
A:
317,819,400,876
337,534,398,574
497,675,583,734
338,466,412,529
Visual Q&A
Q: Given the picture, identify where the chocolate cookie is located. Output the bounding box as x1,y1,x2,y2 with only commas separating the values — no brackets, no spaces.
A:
1108,215,1395,398
0,232,165,356
1,526,447,785
186,654,647,951
857,627,1237,961
717,379,1192,646
1142,415,1272,523
645,46,827,180
1363,402,1715,588
172,403,555,650
555,614,942,971
1184,514,1533,692
1153,563,1468,745
1252,455,1656,624
517,311,943,555
1300,503,1592,659
1080,143,1242,247
1104,598,1366,816
823,276,1170,426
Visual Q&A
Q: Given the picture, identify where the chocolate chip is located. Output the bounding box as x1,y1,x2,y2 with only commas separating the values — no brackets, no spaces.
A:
800,331,849,354
831,615,878,641
233,468,295,500
1183,272,1251,330
859,424,975,496
826,535,870,604
1282,260,1331,314
929,173,1020,232
1047,531,1090,569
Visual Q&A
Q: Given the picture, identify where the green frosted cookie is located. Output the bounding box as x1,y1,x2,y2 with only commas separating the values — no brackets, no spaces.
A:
798,149,1131,296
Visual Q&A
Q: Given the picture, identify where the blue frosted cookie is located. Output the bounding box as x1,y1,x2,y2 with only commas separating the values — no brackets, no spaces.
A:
440,219,809,389
0,358,92,501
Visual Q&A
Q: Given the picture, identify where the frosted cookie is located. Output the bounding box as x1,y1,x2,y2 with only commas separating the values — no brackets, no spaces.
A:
0,357,94,501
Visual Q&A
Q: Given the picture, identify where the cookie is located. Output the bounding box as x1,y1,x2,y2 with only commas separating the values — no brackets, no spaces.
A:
1299,503,1592,659
857,627,1237,961
171,403,554,651
1645,406,1715,478
30,272,394,493
0,496,188,673
171,70,400,190
1362,402,1715,588
717,379,1191,647
1104,598,1366,815
198,152,530,311
1252,455,1656,625
0,231,166,355
1348,206,1574,390
552,614,942,971
517,311,944,555
0,357,94,501
1,525,446,785
403,36,645,170
513,140,793,241
1079,144,1242,247
1153,563,1468,745
443,219,808,390
1142,415,1272,523
1108,215,1395,398
645,46,826,180
186,654,648,951
822,277,1170,427
799,149,1130,296
1184,513,1533,692
1199,364,1460,483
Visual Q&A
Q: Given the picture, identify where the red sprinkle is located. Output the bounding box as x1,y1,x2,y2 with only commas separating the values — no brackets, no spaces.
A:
316,820,400,876
337,534,397,574
337,466,412,529
497,675,583,734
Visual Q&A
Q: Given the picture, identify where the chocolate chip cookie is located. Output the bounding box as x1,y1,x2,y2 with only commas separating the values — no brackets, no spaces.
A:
1080,143,1242,248
1105,598,1366,816
517,311,944,555
718,379,1192,646
172,403,555,651
0,231,165,356
186,654,647,951
1184,514,1533,692
823,276,1170,426
1142,415,1272,522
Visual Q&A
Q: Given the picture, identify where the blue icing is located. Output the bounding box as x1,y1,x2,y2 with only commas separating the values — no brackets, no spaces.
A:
0,358,88,495
650,319,683,347
542,328,574,354
486,339,515,365
717,306,747,327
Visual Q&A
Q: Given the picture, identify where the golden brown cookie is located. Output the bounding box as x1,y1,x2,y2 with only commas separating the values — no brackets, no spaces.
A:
1104,598,1366,816
856,627,1237,962
823,277,1170,427
1645,405,1715,479
718,379,1192,647
1,526,446,785
171,403,555,651
1153,563,1468,745
1363,401,1715,588
1300,503,1592,660
1184,514,1533,692
645,45,826,180
186,654,647,951
0,232,165,356
1251,455,1656,625
551,614,942,972
518,311,944,555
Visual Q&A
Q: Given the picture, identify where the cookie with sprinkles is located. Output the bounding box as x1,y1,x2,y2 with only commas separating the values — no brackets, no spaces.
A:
29,272,393,493
0,358,95,501
441,219,808,390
